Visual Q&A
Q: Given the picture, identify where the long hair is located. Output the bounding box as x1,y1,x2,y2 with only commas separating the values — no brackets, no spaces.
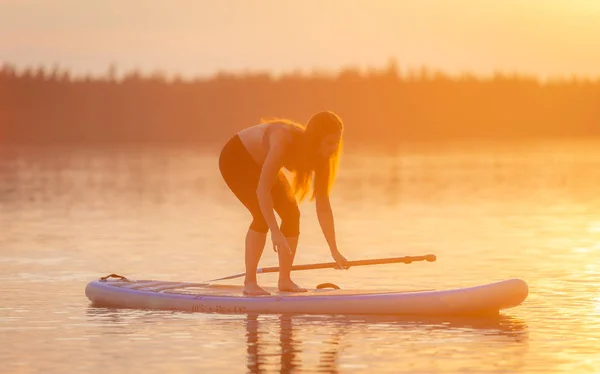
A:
262,111,344,202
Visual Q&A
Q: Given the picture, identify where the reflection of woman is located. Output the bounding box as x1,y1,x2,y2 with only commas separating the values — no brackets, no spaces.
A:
245,314,262,373
245,314,342,374
219,111,349,296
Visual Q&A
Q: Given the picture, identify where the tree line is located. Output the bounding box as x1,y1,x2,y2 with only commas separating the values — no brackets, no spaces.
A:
1,61,598,146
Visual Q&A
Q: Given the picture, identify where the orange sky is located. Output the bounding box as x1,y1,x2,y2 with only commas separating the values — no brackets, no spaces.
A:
1,0,599,79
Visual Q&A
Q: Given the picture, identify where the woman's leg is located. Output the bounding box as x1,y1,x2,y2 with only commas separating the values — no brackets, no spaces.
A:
218,135,271,296
273,172,306,292
243,228,269,295
276,236,306,292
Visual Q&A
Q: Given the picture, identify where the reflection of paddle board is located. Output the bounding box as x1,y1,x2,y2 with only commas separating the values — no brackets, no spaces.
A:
85,275,528,316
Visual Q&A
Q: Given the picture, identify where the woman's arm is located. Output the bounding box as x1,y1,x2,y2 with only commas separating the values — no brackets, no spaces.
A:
256,131,290,234
316,193,339,254
314,162,339,254
315,165,348,268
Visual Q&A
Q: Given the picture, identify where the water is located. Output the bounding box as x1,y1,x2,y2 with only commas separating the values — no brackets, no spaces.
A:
1,139,599,373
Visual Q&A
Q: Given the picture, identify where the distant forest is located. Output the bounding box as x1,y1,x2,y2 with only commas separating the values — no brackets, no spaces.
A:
1,61,599,146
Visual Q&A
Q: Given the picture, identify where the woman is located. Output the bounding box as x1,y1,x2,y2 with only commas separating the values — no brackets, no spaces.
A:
218,111,349,296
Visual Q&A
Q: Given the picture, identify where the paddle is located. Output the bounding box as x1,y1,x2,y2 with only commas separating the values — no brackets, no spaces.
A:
206,254,436,283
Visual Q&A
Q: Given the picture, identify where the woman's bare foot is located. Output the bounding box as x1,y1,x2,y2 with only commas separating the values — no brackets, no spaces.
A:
243,282,270,296
278,279,308,293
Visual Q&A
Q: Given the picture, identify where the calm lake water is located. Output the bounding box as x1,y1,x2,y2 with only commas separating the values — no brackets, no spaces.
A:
1,139,599,373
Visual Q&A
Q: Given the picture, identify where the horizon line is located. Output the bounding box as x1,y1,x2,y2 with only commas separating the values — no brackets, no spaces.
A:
3,59,600,84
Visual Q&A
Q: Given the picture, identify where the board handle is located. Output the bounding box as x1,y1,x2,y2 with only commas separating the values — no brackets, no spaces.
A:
99,273,129,282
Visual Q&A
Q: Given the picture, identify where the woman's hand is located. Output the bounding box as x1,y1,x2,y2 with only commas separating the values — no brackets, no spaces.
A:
331,250,349,270
271,230,292,254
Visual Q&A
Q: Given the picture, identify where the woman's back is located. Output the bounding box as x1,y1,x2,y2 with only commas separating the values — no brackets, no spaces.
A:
237,122,302,168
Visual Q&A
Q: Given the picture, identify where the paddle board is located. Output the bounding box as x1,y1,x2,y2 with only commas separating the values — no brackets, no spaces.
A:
85,275,528,316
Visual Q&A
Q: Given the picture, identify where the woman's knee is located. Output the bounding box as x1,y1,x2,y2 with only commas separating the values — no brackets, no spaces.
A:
280,205,300,237
250,217,269,234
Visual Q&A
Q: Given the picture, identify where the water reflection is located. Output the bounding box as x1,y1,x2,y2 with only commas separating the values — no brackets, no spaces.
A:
86,307,528,373
4,141,600,210
244,313,528,373
245,314,347,374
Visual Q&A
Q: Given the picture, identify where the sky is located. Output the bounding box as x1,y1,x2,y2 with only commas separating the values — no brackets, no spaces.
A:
1,0,600,80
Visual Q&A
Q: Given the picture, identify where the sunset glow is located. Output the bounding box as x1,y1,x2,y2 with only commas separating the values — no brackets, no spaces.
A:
1,1,600,79
2,1,600,373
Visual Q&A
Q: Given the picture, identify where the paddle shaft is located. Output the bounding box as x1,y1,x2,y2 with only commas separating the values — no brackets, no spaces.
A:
206,254,436,282
261,254,435,273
